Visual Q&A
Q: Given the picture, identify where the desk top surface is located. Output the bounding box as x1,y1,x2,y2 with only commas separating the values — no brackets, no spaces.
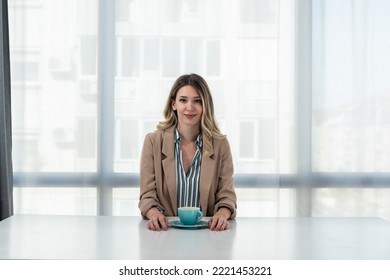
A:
1,215,390,260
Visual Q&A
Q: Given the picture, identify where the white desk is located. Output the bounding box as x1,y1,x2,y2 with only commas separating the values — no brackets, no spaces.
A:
0,215,390,260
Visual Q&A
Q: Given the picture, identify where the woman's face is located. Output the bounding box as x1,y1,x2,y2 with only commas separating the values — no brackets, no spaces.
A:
172,85,203,130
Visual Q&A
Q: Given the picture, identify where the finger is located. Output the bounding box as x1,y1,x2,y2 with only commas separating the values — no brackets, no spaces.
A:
208,218,215,230
219,220,230,231
147,221,155,231
150,218,161,231
158,216,169,230
215,218,226,231
210,217,220,230
209,218,219,231
148,220,157,231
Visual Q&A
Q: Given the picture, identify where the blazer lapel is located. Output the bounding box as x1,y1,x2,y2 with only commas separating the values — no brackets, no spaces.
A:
161,128,178,215
199,142,215,215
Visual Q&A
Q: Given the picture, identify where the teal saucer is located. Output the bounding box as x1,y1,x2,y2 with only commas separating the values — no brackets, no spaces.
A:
169,219,209,229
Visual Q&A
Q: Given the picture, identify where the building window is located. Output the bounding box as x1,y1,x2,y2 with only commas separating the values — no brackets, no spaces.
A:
80,36,97,76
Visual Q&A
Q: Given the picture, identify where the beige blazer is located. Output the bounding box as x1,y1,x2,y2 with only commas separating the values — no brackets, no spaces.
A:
139,127,237,218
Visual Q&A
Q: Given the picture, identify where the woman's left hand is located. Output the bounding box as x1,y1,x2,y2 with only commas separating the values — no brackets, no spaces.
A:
209,207,231,231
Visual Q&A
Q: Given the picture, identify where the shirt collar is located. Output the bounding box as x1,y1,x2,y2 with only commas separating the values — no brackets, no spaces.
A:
174,128,181,144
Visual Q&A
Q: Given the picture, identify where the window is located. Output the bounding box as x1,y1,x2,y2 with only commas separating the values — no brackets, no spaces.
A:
115,0,131,22
205,41,221,76
162,38,181,77
10,0,390,221
240,0,277,24
119,37,140,77
76,118,97,160
81,36,98,76
143,38,160,74
9,0,294,216
164,0,199,23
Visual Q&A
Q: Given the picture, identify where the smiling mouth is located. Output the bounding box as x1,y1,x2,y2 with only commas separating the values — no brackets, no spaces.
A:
184,114,197,118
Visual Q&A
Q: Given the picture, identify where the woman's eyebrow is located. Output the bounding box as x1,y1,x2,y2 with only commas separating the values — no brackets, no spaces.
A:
177,95,201,100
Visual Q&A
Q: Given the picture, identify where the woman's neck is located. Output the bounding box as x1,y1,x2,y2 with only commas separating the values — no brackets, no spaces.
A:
177,124,200,143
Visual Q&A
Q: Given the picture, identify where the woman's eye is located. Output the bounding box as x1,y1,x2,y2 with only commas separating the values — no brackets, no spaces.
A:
179,99,187,103
195,99,202,104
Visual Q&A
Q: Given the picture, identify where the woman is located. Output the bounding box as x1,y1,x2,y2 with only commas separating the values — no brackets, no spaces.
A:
139,73,237,231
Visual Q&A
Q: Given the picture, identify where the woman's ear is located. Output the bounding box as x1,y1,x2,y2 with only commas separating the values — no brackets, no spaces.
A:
171,99,176,111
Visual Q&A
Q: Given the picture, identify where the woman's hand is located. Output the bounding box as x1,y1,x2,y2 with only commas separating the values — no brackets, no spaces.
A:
146,208,169,231
209,207,231,231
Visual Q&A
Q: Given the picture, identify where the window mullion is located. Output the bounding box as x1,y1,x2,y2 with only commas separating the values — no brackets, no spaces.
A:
97,0,115,216
295,0,313,217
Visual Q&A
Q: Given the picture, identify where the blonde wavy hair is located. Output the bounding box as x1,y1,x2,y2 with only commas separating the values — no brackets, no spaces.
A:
157,73,225,154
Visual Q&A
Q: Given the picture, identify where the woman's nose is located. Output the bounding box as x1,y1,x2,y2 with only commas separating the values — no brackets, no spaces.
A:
187,101,195,110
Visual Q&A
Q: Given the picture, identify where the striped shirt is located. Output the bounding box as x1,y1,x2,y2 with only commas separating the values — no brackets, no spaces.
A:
174,128,202,208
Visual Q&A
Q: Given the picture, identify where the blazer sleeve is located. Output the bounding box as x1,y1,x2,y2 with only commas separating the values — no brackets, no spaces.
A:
138,133,164,219
213,138,237,218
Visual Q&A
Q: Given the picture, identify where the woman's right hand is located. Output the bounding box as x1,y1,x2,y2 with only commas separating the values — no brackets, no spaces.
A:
146,207,169,231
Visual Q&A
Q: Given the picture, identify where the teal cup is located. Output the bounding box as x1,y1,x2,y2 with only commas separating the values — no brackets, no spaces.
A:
178,207,203,225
